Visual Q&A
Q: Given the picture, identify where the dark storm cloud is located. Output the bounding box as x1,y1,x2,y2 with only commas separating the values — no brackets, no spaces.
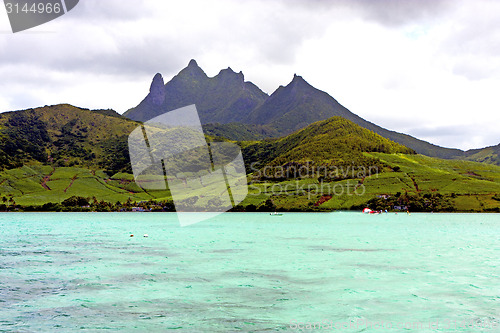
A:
0,31,189,78
0,0,325,77
285,0,454,27
343,0,454,27
0,0,188,80
0,0,498,150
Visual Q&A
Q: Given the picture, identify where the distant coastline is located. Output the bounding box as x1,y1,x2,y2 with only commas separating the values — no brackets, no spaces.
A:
1,195,498,214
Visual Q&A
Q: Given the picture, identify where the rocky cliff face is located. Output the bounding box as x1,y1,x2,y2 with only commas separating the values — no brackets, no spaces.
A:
124,59,268,123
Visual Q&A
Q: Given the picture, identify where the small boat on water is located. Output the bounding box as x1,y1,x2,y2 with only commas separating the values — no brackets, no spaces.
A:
270,212,283,216
362,208,381,214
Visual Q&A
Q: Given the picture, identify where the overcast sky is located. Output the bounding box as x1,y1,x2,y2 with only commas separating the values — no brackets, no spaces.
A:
0,0,499,150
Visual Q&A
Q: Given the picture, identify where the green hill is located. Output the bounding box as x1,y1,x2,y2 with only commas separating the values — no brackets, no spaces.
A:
0,104,497,212
242,116,414,171
0,104,138,174
464,143,500,165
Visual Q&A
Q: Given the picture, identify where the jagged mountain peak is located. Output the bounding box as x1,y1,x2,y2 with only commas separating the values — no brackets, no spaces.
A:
263,74,314,102
292,73,305,82
124,60,267,123
216,67,244,82
178,59,207,78
147,73,165,106
289,73,313,89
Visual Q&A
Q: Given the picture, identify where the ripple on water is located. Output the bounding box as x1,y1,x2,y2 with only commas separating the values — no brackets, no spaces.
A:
0,212,498,332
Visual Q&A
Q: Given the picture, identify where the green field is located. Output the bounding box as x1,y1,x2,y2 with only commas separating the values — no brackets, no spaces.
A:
1,152,499,212
0,166,151,206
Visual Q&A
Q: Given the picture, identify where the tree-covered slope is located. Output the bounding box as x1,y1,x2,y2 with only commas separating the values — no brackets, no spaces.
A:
0,105,497,212
464,143,500,165
242,116,414,172
0,104,139,174
202,122,279,141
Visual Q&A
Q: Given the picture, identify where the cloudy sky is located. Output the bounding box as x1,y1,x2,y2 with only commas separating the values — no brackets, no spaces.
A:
0,0,499,150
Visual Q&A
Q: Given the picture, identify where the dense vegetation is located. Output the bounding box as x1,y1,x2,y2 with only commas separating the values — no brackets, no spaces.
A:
203,122,278,141
0,112,50,168
463,143,500,165
0,104,498,212
1,157,498,212
242,117,414,180
0,104,138,174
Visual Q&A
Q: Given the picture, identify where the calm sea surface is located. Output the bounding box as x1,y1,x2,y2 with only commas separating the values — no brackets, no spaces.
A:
0,212,498,332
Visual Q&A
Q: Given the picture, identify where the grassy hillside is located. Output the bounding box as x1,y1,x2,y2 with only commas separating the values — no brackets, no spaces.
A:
241,153,500,212
2,153,498,212
0,104,139,174
0,105,497,212
242,116,414,172
464,143,500,165
0,165,169,207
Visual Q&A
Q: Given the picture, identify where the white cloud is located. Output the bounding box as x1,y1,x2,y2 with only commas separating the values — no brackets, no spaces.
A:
0,0,498,150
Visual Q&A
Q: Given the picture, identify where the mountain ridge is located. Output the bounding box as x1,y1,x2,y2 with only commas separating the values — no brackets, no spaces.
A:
123,59,268,124
124,60,497,164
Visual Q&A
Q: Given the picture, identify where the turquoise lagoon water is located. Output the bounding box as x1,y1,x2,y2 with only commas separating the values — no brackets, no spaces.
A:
0,212,499,332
